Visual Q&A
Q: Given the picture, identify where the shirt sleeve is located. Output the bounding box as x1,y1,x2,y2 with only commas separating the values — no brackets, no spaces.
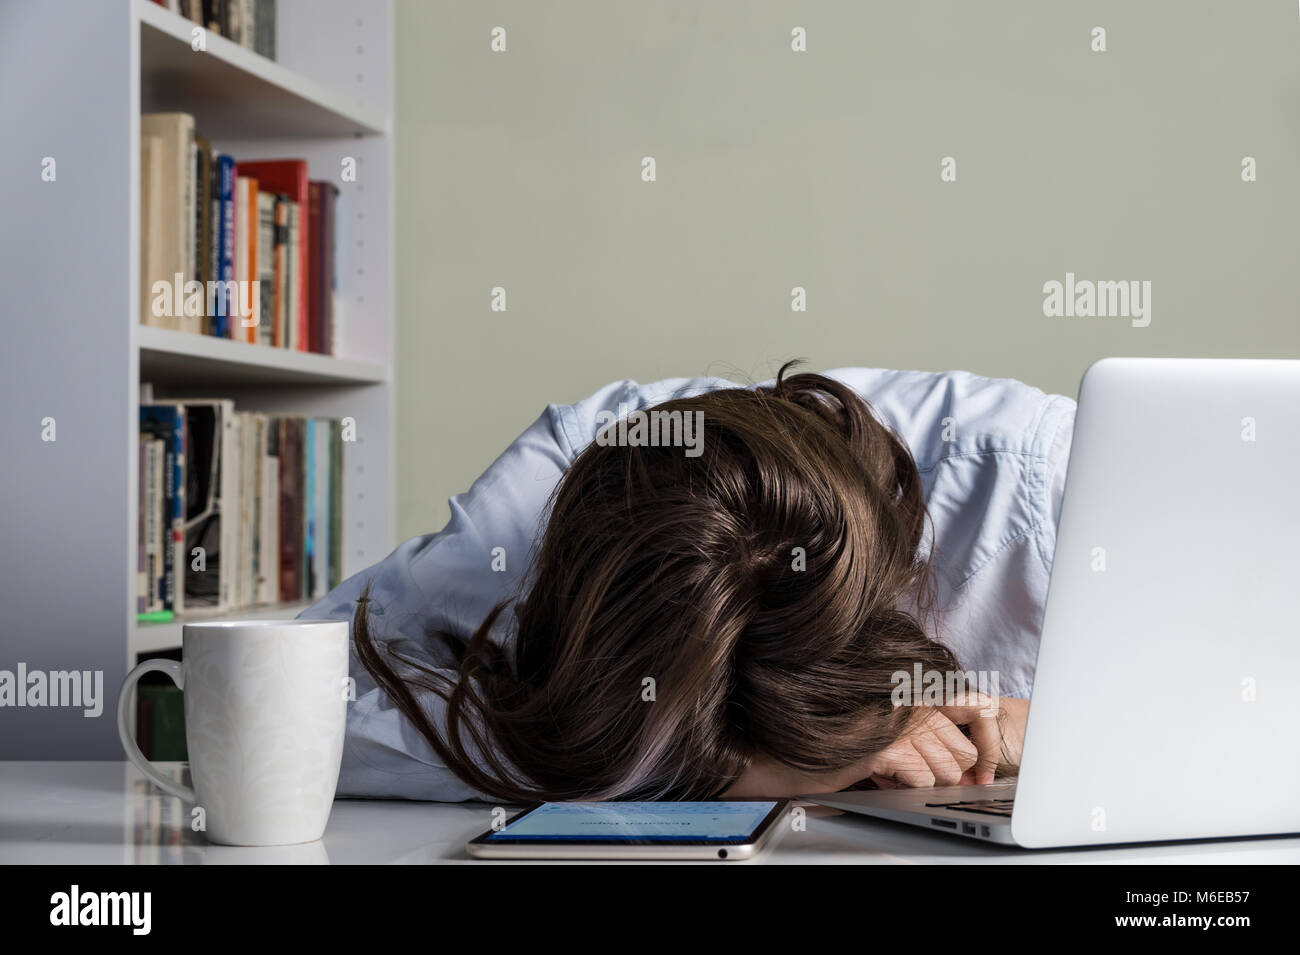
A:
297,404,575,801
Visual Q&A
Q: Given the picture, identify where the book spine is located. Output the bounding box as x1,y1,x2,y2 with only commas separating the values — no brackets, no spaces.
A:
255,0,276,59
250,415,262,605
304,418,315,599
324,185,337,356
180,130,198,335
233,177,248,339
297,194,308,352
239,411,256,608
272,197,287,348
328,419,342,590
259,423,279,606
171,405,187,616
217,405,237,611
257,193,276,347
209,157,220,331
296,419,307,599
149,440,165,612
277,419,295,601
216,155,235,338
137,440,148,615
307,182,321,354
239,0,255,49
287,202,300,351
194,139,212,334
161,431,176,610
220,0,237,43
245,177,259,343
314,418,330,599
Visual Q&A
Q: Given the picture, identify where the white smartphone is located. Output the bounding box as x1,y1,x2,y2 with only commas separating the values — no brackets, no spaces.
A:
466,799,790,860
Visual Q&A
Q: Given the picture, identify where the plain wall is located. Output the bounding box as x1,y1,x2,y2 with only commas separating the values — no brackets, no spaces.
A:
394,0,1300,539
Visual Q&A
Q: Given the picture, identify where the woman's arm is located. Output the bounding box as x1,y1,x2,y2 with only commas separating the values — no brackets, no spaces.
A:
297,404,576,800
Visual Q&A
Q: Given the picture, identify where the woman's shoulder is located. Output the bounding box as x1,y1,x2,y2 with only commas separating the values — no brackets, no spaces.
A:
546,365,1076,471
820,366,1075,471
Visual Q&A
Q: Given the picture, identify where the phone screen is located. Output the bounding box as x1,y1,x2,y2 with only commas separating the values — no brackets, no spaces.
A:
485,800,781,844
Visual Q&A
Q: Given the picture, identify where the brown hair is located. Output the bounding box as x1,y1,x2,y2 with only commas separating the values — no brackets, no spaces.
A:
352,362,961,801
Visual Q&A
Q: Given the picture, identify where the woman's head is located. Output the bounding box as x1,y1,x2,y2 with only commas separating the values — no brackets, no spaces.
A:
354,363,961,801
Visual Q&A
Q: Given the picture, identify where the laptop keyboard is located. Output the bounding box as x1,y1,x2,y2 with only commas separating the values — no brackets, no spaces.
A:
923,798,1014,818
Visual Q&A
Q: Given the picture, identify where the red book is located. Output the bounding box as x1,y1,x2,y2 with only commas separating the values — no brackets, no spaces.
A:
236,160,309,351
307,181,340,355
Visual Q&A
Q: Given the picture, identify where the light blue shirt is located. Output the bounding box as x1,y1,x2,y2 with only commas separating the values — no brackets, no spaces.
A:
299,368,1077,801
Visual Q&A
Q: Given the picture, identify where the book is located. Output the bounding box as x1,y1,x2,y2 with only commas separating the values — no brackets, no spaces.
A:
307,181,339,355
235,410,250,607
235,161,308,350
213,153,236,338
328,419,342,590
313,418,331,599
139,135,165,329
239,0,256,51
245,175,259,342
254,0,276,59
271,196,288,348
138,400,342,613
232,174,260,341
286,200,301,350
304,417,315,599
203,0,221,40
140,404,187,614
142,439,159,612
256,192,276,347
258,429,280,606
194,135,213,333
181,400,235,610
232,177,247,338
137,440,147,614
220,0,241,44
278,417,304,601
141,114,198,333
148,438,166,612
226,411,244,608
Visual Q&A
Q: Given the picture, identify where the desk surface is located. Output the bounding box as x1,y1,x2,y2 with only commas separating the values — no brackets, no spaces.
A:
4,762,1299,864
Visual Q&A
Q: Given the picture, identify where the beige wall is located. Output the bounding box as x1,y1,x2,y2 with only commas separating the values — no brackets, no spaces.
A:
394,0,1300,539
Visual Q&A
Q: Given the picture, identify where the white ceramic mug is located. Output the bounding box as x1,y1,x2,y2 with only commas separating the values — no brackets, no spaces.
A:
117,619,350,846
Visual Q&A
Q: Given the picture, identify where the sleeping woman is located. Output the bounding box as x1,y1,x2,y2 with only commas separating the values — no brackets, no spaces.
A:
299,362,1076,802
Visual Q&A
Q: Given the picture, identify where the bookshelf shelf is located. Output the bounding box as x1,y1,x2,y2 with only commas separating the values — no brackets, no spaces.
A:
138,0,389,138
137,325,388,386
133,601,315,656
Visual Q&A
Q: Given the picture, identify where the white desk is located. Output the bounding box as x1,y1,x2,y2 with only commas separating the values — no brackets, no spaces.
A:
3,762,1298,864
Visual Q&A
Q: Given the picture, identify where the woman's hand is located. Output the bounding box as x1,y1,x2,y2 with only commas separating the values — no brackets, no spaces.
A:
723,694,1030,797
869,694,1029,788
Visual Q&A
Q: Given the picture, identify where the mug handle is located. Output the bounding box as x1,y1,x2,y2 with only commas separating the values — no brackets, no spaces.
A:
116,659,197,802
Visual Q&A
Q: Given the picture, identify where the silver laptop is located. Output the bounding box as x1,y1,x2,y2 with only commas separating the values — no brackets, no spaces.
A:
805,357,1300,848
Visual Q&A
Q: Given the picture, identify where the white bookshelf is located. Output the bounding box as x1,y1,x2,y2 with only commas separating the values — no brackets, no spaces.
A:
0,0,395,759
137,325,388,386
